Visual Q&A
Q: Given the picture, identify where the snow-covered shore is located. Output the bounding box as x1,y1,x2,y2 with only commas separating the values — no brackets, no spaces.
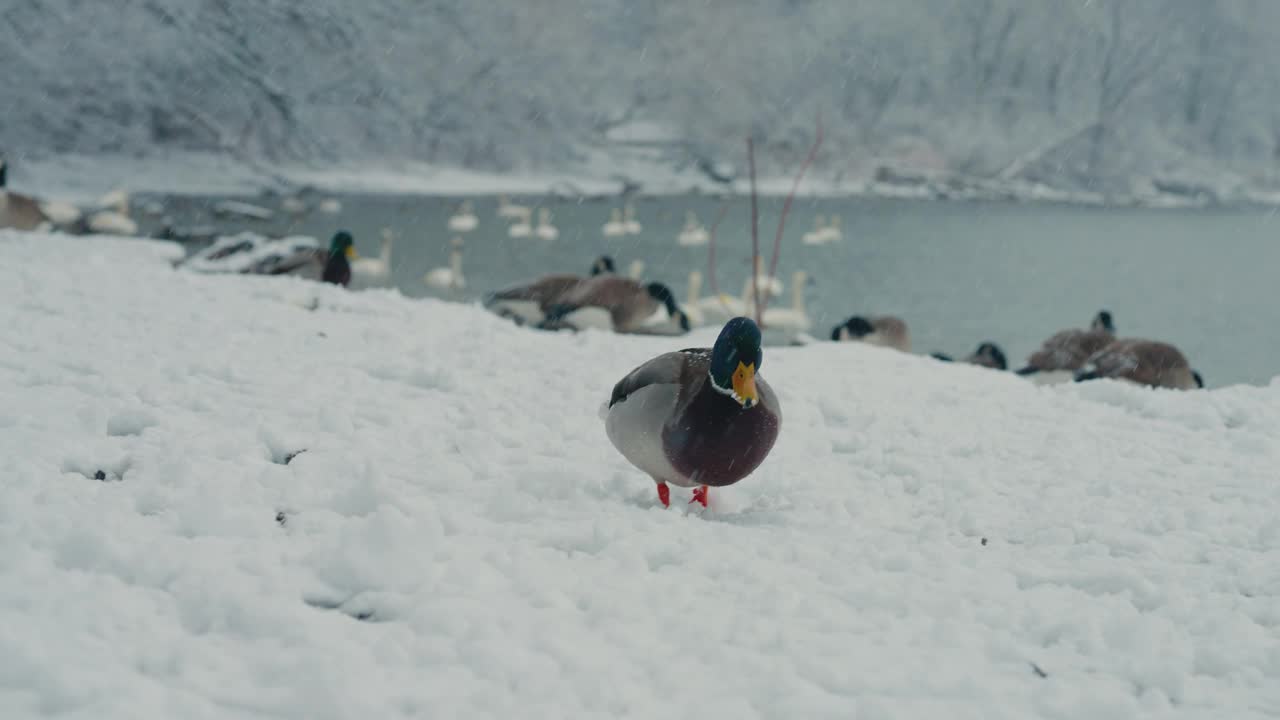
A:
2,230,1278,719
14,151,1277,210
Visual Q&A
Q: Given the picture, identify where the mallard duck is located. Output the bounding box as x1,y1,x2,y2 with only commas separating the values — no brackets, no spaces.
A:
322,231,357,286
484,255,616,325
1016,310,1115,381
1075,338,1202,389
831,315,911,352
540,276,690,335
604,316,782,507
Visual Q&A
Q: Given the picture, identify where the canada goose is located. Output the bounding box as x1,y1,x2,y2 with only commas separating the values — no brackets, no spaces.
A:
1016,310,1116,382
677,210,709,246
423,237,466,290
352,228,395,285
1075,339,1203,390
448,200,479,233
534,208,559,240
484,255,618,325
541,276,691,335
0,159,52,231
761,270,812,333
966,342,1008,370
831,315,911,352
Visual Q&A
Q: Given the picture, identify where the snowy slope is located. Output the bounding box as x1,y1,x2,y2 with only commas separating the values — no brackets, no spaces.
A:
1,229,1279,719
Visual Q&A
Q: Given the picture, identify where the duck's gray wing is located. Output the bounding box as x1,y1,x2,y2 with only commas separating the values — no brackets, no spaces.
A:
608,349,707,408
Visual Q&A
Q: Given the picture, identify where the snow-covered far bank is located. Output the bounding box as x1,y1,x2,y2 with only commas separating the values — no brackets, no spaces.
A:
14,150,1280,210
2,229,1279,719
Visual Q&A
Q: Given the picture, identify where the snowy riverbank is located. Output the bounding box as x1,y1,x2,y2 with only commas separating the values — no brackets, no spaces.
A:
2,230,1278,718
14,150,1280,210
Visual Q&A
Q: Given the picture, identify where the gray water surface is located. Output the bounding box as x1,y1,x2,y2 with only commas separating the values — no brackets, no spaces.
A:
149,194,1280,388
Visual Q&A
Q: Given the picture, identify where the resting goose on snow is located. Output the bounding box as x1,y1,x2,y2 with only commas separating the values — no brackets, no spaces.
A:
1016,310,1115,382
0,159,52,230
831,314,911,352
540,275,690,335
605,316,781,508
483,255,617,326
1075,338,1203,390
931,342,1008,370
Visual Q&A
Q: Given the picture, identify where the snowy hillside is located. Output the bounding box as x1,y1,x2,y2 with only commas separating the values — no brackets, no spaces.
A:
6,1,1280,199
2,230,1279,718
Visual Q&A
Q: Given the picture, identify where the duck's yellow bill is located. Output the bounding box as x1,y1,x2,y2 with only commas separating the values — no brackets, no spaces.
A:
732,362,757,408
345,246,358,259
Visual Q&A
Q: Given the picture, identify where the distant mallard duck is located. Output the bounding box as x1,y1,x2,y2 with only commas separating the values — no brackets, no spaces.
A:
322,231,357,287
604,316,782,507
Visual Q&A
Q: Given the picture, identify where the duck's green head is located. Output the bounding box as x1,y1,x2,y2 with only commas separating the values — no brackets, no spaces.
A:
329,230,357,259
710,317,763,408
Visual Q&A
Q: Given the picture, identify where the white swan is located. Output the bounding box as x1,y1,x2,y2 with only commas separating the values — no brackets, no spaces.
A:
761,270,812,334
424,238,466,290
746,256,785,300
280,195,308,215
86,189,138,236
317,198,342,214
508,209,533,238
822,215,843,243
682,271,707,327
677,210,709,246
352,228,395,285
802,215,830,245
602,208,626,237
534,208,559,240
448,200,479,233
497,194,529,220
622,202,642,235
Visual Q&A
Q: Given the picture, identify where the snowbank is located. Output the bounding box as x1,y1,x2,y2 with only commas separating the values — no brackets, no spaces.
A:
1,229,1278,719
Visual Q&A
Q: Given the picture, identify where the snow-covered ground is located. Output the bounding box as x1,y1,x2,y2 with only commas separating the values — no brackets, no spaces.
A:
2,229,1278,719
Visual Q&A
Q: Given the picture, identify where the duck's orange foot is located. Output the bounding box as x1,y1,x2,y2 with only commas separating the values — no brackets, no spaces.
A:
689,485,709,507
656,482,671,508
